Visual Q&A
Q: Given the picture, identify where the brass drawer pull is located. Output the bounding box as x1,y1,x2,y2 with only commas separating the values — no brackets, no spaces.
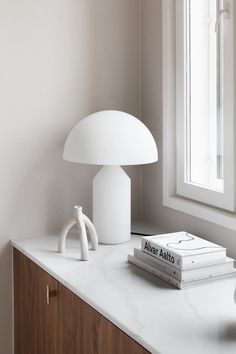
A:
46,285,57,305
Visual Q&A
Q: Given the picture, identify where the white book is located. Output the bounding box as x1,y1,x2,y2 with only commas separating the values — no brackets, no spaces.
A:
141,231,226,270
128,255,236,289
134,248,235,282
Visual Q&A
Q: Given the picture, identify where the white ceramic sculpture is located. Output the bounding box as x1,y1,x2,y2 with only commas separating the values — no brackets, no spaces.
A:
58,205,98,261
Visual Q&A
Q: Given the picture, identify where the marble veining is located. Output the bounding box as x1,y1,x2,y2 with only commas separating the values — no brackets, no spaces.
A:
11,234,236,354
183,290,203,321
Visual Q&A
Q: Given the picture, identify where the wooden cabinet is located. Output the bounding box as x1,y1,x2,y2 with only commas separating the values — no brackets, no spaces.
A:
14,249,58,354
13,249,150,354
58,284,148,354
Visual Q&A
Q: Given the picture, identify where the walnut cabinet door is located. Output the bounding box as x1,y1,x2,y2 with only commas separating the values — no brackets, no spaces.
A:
14,249,58,354
58,284,150,354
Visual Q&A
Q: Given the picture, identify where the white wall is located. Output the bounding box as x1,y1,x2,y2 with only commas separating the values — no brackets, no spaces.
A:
0,1,141,352
141,1,236,259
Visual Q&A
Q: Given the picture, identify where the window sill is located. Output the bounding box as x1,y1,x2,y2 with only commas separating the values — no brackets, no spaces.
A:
163,194,236,231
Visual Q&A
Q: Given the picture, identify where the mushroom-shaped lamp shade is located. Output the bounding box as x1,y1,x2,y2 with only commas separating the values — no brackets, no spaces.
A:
63,111,158,244
63,110,158,165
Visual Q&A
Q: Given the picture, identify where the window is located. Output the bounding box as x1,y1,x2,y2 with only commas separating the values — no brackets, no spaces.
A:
163,0,236,228
176,0,235,210
185,0,223,191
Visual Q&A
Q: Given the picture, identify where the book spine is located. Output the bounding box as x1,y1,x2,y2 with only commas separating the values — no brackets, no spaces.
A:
134,249,182,281
141,238,182,269
128,255,181,289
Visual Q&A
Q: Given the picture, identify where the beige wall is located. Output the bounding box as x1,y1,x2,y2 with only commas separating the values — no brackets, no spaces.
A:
0,1,141,352
141,0,236,259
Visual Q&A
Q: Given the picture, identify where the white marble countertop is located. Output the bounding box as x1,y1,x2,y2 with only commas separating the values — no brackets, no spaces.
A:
12,233,236,354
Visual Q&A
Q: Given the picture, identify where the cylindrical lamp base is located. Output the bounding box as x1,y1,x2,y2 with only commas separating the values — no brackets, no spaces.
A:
93,166,131,244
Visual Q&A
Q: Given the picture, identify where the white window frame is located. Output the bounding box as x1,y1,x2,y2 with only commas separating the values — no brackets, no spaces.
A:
163,0,236,230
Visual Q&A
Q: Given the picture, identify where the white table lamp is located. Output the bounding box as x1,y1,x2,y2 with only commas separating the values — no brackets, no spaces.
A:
63,110,158,244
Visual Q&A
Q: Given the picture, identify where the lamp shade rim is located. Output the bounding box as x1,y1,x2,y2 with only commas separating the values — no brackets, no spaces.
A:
63,110,158,166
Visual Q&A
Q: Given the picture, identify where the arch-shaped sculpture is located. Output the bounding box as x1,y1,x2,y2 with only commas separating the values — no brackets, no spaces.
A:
58,206,98,261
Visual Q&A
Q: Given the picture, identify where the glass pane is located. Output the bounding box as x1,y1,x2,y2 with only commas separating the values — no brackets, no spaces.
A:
186,0,223,192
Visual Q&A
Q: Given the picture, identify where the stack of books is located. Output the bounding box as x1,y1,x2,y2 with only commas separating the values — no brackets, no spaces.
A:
128,231,236,289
